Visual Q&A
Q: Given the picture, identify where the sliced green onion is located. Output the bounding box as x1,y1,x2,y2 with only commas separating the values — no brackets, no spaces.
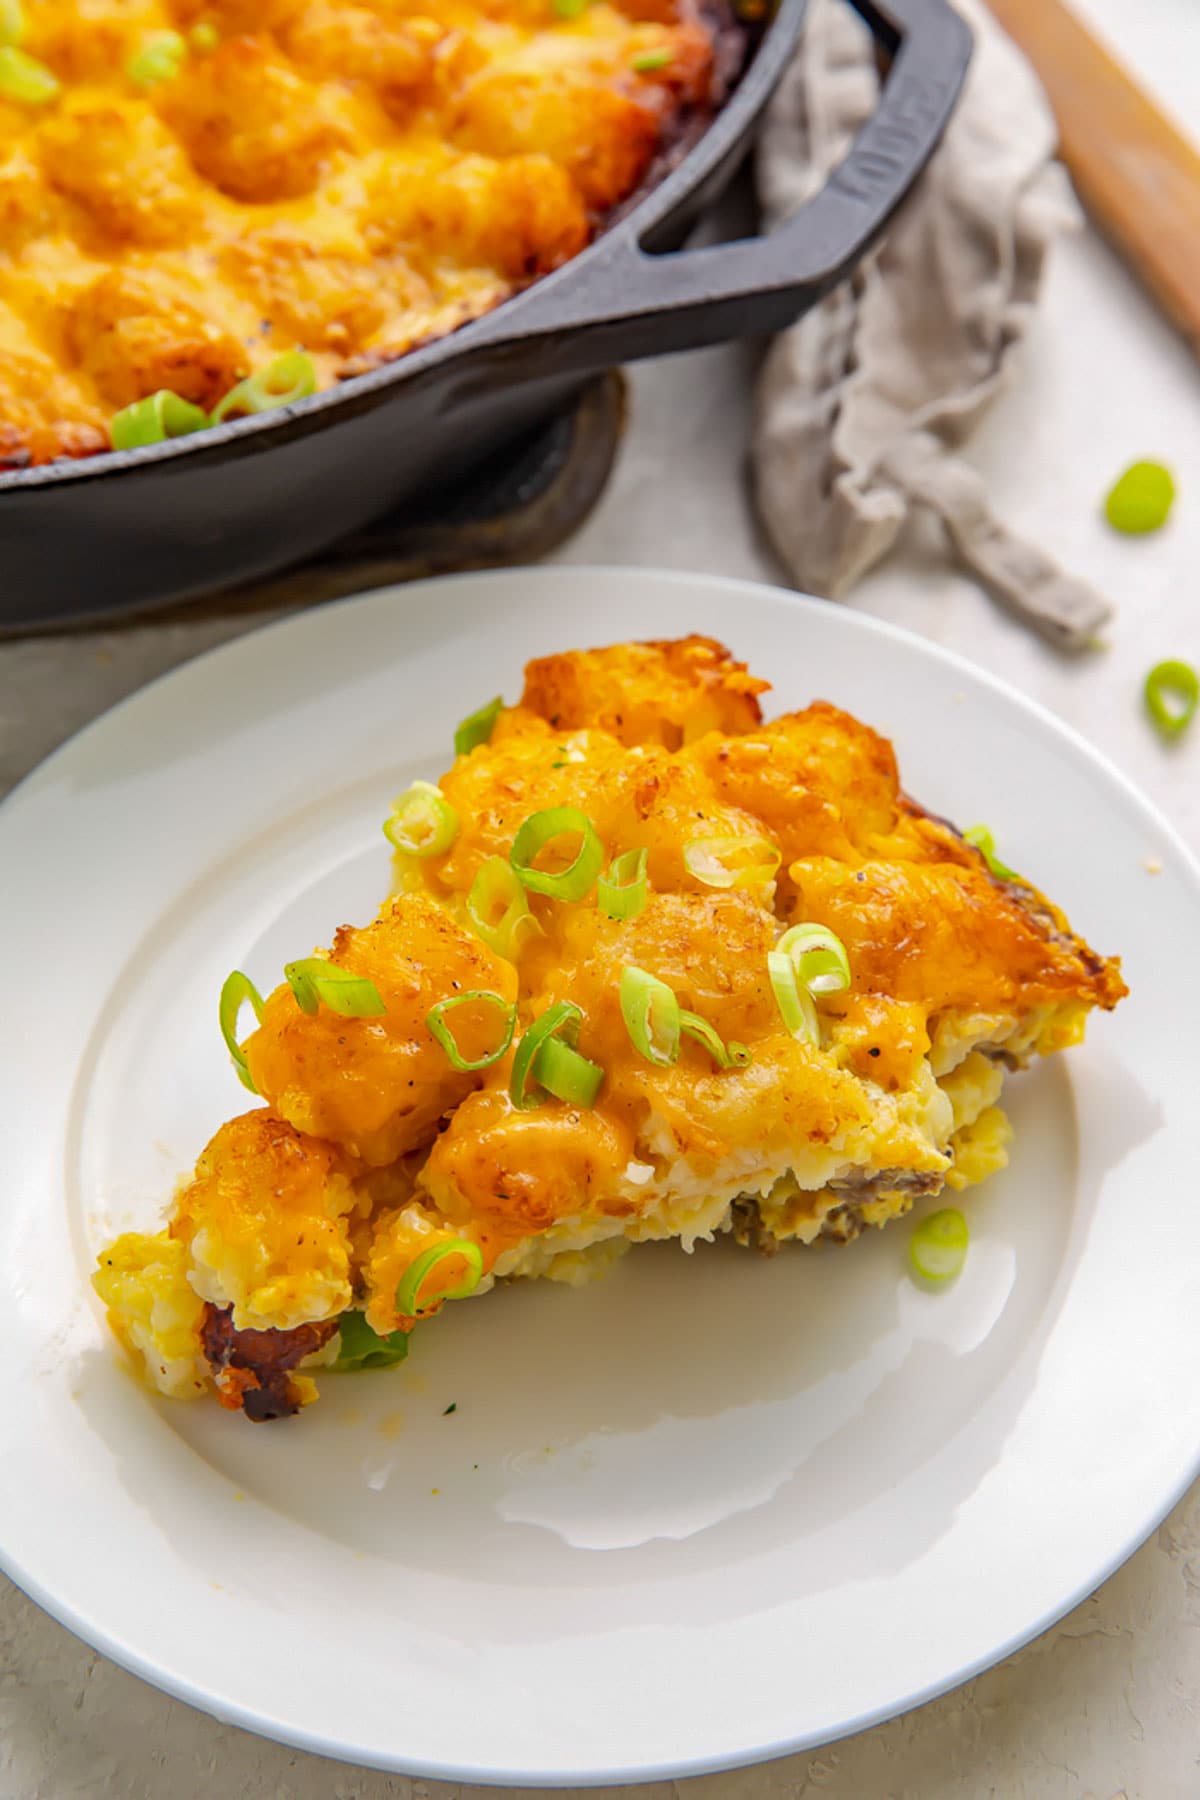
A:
597,846,648,921
454,695,503,757
426,991,516,1071
532,1034,604,1107
0,1,25,48
189,21,219,50
511,1000,583,1108
683,834,781,890
284,957,385,1018
776,922,852,995
219,970,265,1094
620,965,681,1067
511,806,603,902
333,1310,410,1371
1103,460,1175,535
631,46,671,70
109,389,209,452
963,824,1018,883
383,780,459,857
467,855,540,960
679,1008,746,1069
127,28,186,85
0,45,58,102
211,351,317,424
728,1041,751,1065
768,948,818,1046
553,0,589,15
1144,659,1198,739
396,1239,484,1317
909,1208,969,1283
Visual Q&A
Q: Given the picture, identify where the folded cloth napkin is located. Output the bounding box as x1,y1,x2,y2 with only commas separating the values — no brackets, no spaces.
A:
752,0,1111,649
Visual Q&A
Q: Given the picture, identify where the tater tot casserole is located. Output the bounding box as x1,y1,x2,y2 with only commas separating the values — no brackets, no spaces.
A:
0,0,739,466
92,636,1127,1421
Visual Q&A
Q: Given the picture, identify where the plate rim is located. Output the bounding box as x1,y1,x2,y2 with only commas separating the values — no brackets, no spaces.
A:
3,564,1199,1788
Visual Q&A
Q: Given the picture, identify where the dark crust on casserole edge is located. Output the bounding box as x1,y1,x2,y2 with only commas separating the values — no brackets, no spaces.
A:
730,1170,946,1255
200,1303,338,1422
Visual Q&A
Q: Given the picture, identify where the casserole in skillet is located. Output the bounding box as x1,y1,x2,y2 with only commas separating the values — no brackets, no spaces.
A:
0,0,971,626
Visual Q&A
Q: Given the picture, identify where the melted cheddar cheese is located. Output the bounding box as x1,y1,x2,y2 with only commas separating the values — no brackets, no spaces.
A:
93,635,1127,1418
0,0,725,465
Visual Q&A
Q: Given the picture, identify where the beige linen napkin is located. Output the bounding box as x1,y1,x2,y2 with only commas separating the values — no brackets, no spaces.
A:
752,0,1112,649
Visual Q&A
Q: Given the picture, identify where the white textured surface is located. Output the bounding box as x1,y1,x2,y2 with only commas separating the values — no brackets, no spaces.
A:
1,0,1198,1792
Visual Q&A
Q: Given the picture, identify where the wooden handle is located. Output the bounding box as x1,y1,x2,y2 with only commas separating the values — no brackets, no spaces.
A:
987,0,1200,353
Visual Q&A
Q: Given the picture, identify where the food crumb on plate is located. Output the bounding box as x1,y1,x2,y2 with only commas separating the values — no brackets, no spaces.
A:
1144,856,1163,875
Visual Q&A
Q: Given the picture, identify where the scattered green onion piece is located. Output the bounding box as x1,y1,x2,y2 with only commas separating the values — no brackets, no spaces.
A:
597,846,648,921
454,695,503,757
1103,460,1175,535
1144,659,1198,740
728,1041,751,1066
963,824,1018,883
776,922,851,995
467,855,540,960
127,28,186,86
333,1311,410,1371
631,46,671,70
683,834,781,890
909,1208,969,1283
210,351,318,424
553,0,589,15
218,970,265,1094
767,948,818,1046
426,990,516,1071
396,1239,484,1317
620,965,681,1066
0,45,58,102
0,1,24,48
532,1034,605,1107
511,805,603,902
510,1000,583,1108
109,389,209,451
678,1008,743,1069
189,21,219,50
383,780,460,857
284,957,385,1018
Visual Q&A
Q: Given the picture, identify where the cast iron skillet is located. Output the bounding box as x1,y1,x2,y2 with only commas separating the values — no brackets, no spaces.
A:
0,0,970,629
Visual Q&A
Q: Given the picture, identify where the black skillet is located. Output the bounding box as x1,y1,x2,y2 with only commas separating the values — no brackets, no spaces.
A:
0,0,971,629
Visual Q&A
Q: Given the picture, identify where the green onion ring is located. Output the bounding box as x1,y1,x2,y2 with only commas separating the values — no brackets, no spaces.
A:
0,45,58,102
776,922,852,995
211,351,317,424
383,780,460,857
631,46,671,70
511,806,603,902
510,1000,584,1108
597,846,648,920
963,825,1019,883
553,0,589,14
1144,660,1198,739
110,390,209,452
426,991,516,1071
532,1034,605,1107
126,28,186,85
396,1239,484,1317
218,970,265,1093
284,957,385,1018
454,695,503,757
620,966,681,1066
683,834,781,890
0,2,26,48
768,949,819,1046
467,855,541,960
333,1311,410,1371
909,1208,969,1283
678,1008,748,1069
1103,460,1175,535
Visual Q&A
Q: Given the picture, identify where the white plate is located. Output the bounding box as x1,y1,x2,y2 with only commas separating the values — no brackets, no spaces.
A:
2,568,1198,1787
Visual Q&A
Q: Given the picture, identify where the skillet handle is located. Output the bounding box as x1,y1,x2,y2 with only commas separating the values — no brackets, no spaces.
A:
453,0,971,381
